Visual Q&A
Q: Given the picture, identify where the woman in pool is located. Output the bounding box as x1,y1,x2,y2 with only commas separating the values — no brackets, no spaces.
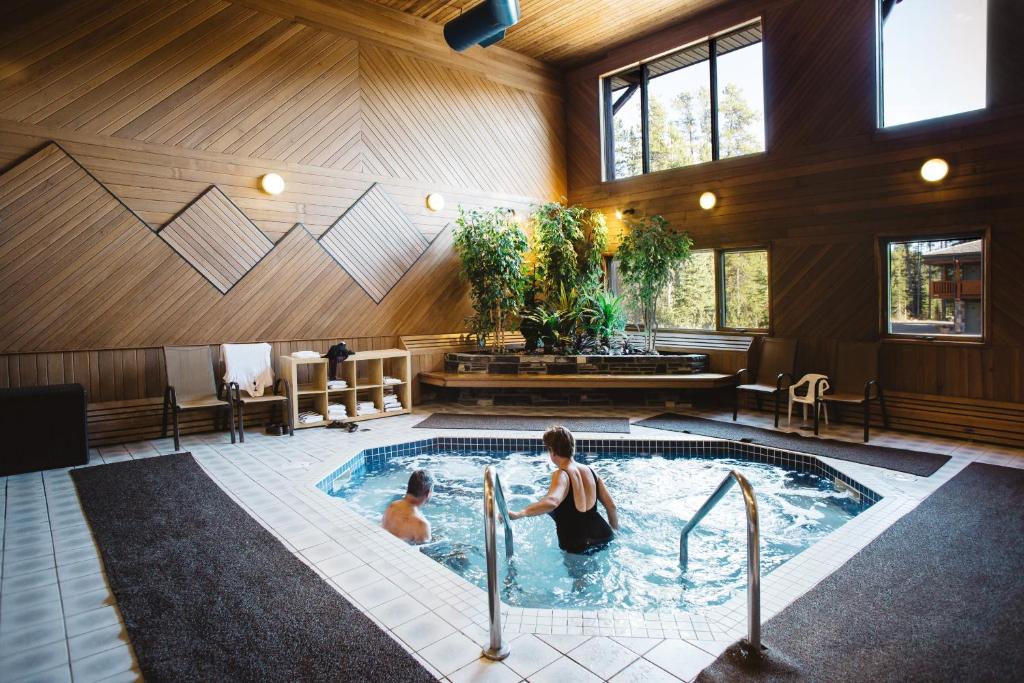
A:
508,426,619,554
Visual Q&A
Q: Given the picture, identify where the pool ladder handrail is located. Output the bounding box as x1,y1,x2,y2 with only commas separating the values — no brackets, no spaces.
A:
482,465,513,660
679,469,762,652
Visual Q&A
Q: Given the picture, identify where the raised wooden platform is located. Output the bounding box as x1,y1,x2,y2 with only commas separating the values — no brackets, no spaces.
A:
419,371,736,390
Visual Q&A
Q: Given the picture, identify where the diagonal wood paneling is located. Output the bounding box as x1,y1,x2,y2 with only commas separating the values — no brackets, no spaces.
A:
157,185,274,293
0,143,217,353
0,142,472,353
359,42,565,199
318,184,429,303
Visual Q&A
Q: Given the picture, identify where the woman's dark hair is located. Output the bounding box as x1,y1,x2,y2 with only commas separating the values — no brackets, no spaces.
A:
407,469,433,498
543,425,575,459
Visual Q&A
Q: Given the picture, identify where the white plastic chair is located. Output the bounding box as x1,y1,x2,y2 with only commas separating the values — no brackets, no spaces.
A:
788,373,829,427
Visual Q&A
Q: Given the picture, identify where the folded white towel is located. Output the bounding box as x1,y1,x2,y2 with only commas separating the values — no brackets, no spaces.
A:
291,350,320,359
222,343,274,398
383,377,403,385
327,380,348,389
385,406,403,412
298,412,324,424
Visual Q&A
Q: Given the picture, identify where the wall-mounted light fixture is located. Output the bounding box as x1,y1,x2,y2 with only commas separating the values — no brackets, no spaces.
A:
425,193,445,212
260,173,285,195
920,158,950,183
615,208,637,220
699,191,717,210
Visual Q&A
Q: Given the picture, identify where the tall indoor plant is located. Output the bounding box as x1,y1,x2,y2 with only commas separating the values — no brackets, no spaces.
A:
529,201,608,300
452,206,528,352
616,214,692,353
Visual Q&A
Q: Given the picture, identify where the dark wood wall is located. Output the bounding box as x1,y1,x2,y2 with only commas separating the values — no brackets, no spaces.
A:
565,0,1024,443
0,0,566,439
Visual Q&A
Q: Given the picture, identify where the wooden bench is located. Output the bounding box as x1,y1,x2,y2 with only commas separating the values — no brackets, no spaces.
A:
630,331,754,374
400,332,525,403
419,372,736,390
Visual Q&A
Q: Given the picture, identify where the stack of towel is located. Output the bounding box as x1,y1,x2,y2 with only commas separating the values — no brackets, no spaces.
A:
327,379,348,390
327,403,348,420
356,400,378,416
383,391,403,413
383,376,403,385
298,410,324,424
291,350,320,360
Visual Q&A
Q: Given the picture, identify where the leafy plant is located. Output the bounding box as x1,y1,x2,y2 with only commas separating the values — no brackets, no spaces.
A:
452,206,529,351
529,202,608,301
588,290,627,347
616,214,693,353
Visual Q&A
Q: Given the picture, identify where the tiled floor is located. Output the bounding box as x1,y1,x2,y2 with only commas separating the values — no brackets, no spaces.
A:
1,403,1022,683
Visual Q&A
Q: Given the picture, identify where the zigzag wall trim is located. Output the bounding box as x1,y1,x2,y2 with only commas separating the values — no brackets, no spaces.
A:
318,183,432,303
157,186,275,294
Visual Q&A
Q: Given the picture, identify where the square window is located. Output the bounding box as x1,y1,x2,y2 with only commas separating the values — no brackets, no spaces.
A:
884,236,985,338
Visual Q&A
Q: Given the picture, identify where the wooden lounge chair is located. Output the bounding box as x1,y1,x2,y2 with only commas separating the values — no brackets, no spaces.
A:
815,340,889,442
733,337,797,428
221,343,293,442
161,345,235,451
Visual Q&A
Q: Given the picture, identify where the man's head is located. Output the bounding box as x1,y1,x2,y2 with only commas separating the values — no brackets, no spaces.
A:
406,469,433,504
543,425,575,463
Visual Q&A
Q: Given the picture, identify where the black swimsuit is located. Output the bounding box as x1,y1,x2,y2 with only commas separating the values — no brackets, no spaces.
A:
548,466,614,554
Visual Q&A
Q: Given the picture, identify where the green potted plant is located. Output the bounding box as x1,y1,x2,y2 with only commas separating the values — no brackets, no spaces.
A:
616,214,692,353
452,206,528,352
529,201,608,301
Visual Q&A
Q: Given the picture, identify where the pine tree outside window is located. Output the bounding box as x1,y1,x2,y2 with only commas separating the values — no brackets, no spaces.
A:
602,21,765,180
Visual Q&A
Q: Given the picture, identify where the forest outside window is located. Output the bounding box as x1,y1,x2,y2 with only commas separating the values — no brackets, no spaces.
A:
720,248,770,331
878,0,987,127
603,21,765,181
612,247,770,333
884,236,985,339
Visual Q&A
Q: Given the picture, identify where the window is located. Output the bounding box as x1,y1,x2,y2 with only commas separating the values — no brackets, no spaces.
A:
658,250,717,329
720,249,770,330
878,0,987,127
611,247,770,332
602,21,764,180
884,236,985,338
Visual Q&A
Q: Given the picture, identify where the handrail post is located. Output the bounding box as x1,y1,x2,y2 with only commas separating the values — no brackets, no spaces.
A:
679,470,762,653
482,466,510,660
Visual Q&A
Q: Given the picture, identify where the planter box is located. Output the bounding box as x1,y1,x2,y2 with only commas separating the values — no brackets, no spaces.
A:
443,352,709,376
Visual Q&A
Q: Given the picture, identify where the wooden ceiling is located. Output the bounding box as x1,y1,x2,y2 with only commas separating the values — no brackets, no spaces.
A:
362,0,727,66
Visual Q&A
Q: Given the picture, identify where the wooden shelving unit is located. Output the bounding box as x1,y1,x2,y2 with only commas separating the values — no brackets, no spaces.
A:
280,348,411,429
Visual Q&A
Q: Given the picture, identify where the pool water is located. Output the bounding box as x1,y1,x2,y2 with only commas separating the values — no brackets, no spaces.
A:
331,450,867,611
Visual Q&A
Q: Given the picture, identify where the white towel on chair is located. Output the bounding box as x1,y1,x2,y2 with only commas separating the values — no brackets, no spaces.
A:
222,343,274,398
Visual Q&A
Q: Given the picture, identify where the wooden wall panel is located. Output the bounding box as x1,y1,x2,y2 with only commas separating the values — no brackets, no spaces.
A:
0,0,566,431
157,186,275,293
565,0,1024,422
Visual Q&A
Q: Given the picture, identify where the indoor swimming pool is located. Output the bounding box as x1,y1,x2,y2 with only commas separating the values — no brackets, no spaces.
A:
328,445,873,611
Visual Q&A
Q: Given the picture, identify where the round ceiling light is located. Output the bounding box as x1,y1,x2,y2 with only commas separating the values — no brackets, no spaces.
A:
260,173,285,195
426,193,445,212
920,158,950,183
699,191,717,210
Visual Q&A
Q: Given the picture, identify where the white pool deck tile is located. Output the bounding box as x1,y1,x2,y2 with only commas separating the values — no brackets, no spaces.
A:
1,404,1022,682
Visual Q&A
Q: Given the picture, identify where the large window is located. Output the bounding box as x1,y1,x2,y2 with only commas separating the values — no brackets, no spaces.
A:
883,235,985,339
602,21,764,180
878,0,987,127
612,247,770,332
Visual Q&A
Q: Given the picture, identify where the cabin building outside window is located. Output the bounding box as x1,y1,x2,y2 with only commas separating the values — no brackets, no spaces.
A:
602,21,765,181
877,0,988,127
610,246,770,333
882,235,986,340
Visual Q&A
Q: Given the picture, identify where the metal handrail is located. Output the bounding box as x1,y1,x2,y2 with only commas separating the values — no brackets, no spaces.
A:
679,469,762,651
482,466,512,660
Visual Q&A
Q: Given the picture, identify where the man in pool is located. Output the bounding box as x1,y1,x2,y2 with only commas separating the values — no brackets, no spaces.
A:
381,469,433,544
508,426,618,554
